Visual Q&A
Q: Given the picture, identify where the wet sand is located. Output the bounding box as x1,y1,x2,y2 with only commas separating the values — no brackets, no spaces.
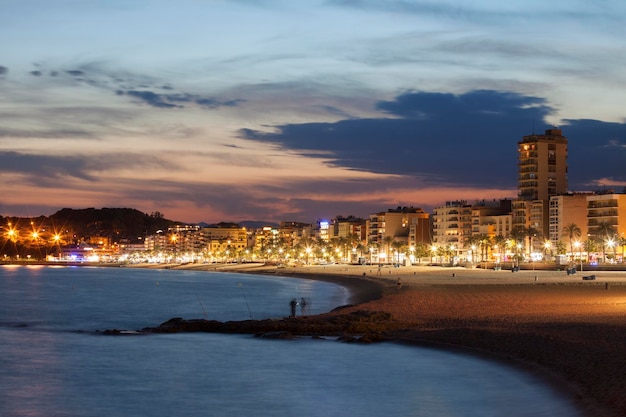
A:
135,262,626,417
234,263,626,417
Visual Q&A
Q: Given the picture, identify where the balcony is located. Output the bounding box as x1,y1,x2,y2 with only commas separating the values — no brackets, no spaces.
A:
588,209,618,218
588,201,618,209
588,220,618,227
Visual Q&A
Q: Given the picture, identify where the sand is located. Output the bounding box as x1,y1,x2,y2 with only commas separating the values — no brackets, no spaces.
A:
247,263,626,417
134,262,626,417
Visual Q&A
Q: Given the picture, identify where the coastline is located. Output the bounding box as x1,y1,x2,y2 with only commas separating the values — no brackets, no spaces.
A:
5,261,626,416
177,262,626,417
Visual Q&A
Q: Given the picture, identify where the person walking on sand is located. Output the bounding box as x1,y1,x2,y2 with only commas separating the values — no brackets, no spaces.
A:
396,277,402,290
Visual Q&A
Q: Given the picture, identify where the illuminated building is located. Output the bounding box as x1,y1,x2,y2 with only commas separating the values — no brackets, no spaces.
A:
514,128,569,254
548,193,590,248
432,200,472,250
367,207,430,263
586,192,626,262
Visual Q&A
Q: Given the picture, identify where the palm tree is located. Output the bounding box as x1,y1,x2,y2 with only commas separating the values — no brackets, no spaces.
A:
464,235,480,262
561,223,582,261
476,234,491,262
382,235,395,264
583,238,598,263
510,227,527,263
391,241,404,265
492,234,507,265
595,222,616,263
525,226,541,258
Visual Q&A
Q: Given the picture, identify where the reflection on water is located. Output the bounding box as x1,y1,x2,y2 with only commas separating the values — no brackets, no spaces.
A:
0,266,583,417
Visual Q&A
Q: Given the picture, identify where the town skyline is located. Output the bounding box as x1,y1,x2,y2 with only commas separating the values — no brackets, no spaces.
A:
1,1,625,223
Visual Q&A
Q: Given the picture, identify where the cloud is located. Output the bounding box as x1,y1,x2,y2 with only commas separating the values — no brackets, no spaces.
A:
240,89,626,192
240,90,548,188
116,89,246,109
196,98,246,108
328,0,618,24
0,126,95,140
0,151,180,184
560,118,626,188
0,152,96,182
0,65,7,76
118,90,181,109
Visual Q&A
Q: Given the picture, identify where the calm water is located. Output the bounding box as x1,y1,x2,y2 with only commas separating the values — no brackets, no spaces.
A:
0,265,582,417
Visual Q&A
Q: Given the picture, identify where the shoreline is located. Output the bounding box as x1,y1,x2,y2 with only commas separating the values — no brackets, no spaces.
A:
5,261,626,416
197,263,626,417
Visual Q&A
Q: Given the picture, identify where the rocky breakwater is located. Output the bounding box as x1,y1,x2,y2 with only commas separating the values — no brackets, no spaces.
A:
102,310,398,343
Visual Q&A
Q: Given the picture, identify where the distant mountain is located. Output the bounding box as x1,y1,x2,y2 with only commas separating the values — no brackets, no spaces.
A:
0,208,180,244
48,208,180,242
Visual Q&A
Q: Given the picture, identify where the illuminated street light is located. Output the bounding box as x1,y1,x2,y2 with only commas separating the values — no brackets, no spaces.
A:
573,241,583,271
607,238,615,263
543,240,552,262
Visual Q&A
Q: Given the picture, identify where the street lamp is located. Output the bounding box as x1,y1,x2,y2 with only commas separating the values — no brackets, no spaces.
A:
31,231,42,260
543,241,552,262
573,241,582,271
607,238,615,263
170,234,178,263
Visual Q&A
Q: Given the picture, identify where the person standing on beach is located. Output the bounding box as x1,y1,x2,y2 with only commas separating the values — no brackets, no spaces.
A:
300,297,309,316
290,298,298,318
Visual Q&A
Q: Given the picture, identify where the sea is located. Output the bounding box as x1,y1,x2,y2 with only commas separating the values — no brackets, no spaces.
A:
0,265,583,417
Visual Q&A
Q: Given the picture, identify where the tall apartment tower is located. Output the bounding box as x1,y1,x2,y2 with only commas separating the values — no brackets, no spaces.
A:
513,128,568,253
517,128,568,201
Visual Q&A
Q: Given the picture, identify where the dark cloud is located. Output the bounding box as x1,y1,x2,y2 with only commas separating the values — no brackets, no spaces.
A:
0,152,95,182
197,98,246,108
560,119,626,188
66,70,85,77
240,89,625,192
30,70,42,76
118,90,181,108
0,151,180,184
117,89,246,109
0,66,7,76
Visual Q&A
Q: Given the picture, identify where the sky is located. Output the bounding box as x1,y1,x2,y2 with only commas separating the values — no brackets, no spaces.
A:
1,0,625,224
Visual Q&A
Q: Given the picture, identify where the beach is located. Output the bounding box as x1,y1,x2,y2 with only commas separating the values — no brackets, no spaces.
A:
96,261,626,416
192,262,626,417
